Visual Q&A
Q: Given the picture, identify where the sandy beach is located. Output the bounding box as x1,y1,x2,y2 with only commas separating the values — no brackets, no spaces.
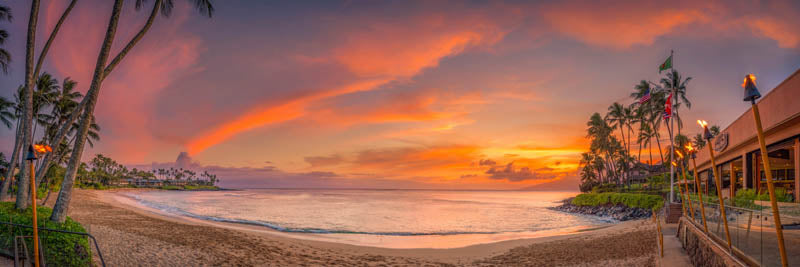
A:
50,189,658,266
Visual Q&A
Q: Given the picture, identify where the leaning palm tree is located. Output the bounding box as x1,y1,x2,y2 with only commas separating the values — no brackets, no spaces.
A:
52,0,215,223
7,0,78,208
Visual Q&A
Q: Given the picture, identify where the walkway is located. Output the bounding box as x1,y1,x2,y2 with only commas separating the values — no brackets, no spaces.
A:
658,217,693,267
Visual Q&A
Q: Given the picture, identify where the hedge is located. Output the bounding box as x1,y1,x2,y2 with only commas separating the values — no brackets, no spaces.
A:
572,193,664,211
0,202,91,266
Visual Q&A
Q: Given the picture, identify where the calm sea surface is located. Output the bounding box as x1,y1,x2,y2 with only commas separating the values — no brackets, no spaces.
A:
126,189,612,248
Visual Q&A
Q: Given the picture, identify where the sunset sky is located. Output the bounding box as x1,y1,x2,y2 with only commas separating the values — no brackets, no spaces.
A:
1,0,799,189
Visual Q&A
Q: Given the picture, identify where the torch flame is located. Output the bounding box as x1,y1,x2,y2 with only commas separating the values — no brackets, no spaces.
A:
676,150,684,158
685,143,694,152
33,144,52,154
697,120,708,128
742,74,756,88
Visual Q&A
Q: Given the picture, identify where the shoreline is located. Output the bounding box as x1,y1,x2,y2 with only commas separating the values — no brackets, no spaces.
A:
115,189,611,249
63,188,658,266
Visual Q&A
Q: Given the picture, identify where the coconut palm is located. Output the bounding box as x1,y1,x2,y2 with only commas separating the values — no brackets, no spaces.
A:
606,103,628,155
623,105,635,155
638,123,655,165
52,0,216,223
660,70,692,135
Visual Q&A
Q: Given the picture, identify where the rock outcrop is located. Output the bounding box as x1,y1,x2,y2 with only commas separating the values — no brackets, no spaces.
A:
550,199,651,221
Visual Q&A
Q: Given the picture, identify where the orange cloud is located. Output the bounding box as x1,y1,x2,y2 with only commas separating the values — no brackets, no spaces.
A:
186,11,511,155
186,78,387,155
748,18,800,49
540,1,709,48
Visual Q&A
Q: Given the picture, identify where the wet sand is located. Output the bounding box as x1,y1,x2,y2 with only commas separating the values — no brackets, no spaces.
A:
56,189,658,266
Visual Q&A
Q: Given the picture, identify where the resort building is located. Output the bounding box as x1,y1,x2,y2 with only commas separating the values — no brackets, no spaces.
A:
694,69,800,202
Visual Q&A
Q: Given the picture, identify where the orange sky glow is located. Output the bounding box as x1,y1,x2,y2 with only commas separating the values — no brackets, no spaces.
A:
1,0,799,189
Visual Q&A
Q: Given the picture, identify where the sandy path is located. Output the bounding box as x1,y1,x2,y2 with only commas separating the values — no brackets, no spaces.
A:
56,189,658,266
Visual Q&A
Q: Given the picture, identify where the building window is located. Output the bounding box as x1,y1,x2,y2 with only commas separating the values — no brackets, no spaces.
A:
752,139,795,196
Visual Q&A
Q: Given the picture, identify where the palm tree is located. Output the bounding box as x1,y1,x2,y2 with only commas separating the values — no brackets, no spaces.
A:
623,105,635,156
710,125,721,136
0,97,14,129
606,103,628,155
0,4,11,74
15,0,42,210
53,0,216,223
660,70,692,136
638,123,655,165
693,133,706,150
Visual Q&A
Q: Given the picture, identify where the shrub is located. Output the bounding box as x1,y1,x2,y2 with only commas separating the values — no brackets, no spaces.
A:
591,183,620,193
0,202,91,266
182,185,219,191
159,185,182,190
647,174,666,186
572,193,664,211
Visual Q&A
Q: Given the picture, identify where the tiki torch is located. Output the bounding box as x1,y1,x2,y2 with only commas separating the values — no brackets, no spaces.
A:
687,143,709,233
671,160,687,216
676,150,695,221
26,144,50,267
699,119,732,250
743,74,788,267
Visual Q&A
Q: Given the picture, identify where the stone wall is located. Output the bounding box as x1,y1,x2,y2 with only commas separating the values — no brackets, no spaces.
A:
676,217,748,267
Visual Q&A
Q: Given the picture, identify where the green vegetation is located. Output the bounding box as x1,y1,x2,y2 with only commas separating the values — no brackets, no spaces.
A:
182,185,220,190
159,185,182,190
0,202,91,266
572,193,664,211
687,187,794,211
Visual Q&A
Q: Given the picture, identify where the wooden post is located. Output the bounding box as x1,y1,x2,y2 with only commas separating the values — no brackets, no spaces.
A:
794,138,799,203
708,141,733,250
653,209,663,258
29,161,39,267
691,156,709,233
743,153,750,189
730,164,737,199
751,104,788,267
677,168,687,216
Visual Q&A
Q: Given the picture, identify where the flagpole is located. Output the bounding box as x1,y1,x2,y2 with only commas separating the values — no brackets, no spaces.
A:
669,50,676,204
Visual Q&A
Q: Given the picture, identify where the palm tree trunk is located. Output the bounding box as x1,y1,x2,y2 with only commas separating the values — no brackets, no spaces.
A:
29,0,79,182
32,0,78,80
51,0,124,223
16,0,41,210
0,120,22,200
648,139,653,166
637,141,642,163
655,130,664,164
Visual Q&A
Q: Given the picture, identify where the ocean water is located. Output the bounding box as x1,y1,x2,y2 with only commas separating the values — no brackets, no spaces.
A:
126,189,612,248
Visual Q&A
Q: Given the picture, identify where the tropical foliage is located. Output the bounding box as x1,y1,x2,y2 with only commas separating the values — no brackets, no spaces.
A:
579,68,720,192
0,0,217,225
572,192,664,211
0,202,91,266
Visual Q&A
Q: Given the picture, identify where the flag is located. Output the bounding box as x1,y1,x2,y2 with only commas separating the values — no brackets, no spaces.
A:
659,55,672,73
663,92,672,119
639,87,651,104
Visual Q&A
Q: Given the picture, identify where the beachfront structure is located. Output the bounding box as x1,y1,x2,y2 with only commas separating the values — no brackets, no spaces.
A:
694,69,800,202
